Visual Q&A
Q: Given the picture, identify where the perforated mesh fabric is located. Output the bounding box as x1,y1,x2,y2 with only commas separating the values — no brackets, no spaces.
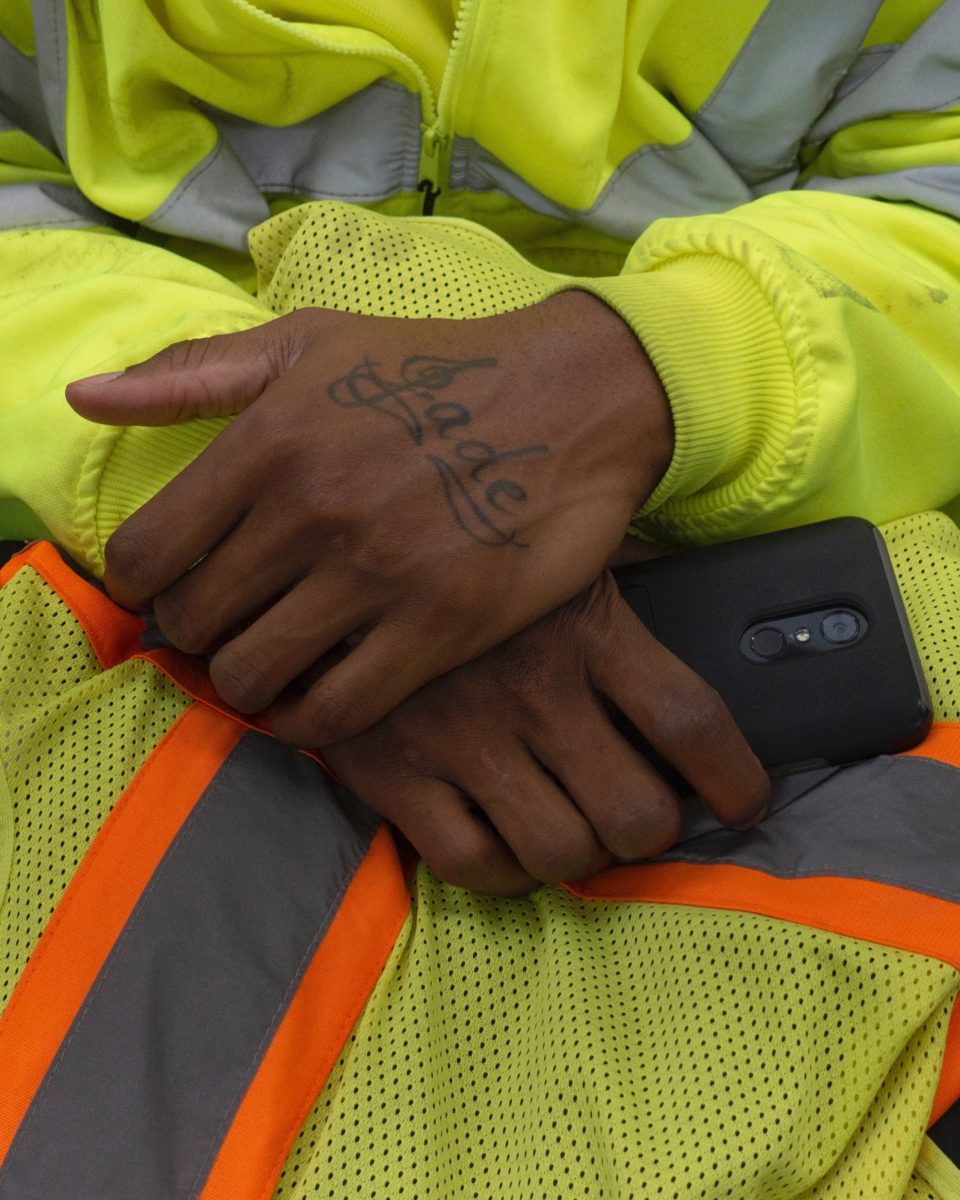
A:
275,869,959,1199
904,1181,945,1200
251,201,553,320
902,1180,940,1200
0,562,189,1008
883,511,960,722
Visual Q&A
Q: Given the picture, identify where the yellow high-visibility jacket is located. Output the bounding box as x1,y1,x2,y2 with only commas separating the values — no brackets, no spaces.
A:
2,3,960,1197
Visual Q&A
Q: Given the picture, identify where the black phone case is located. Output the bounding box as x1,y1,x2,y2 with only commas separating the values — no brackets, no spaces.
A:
614,517,932,774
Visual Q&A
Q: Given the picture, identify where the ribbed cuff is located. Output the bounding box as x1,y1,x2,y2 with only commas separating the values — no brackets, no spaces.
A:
565,252,804,542
93,418,230,565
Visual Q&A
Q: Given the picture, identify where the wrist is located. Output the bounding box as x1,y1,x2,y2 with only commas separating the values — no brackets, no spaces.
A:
540,289,674,508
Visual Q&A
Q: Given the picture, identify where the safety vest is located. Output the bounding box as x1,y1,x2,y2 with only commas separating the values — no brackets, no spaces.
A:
3,538,960,1196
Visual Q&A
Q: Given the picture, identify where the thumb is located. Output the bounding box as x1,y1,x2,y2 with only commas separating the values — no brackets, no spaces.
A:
65,316,310,426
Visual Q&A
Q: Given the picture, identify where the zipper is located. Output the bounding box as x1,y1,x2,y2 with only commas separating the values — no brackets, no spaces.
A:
231,0,475,218
417,123,447,215
417,0,478,214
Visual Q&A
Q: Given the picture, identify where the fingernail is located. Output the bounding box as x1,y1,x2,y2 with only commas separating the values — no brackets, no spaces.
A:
733,805,768,832
71,370,125,388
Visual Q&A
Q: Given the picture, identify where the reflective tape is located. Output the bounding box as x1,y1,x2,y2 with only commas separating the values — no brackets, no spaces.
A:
154,81,422,251
831,43,900,104
450,130,752,239
693,0,883,185
29,0,67,156
0,183,107,230
212,80,422,202
803,164,960,221
663,753,960,903
0,35,56,152
157,82,749,244
143,138,270,253
0,730,380,1199
810,2,960,141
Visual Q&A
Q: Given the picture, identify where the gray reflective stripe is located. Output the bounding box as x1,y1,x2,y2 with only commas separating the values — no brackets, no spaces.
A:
832,43,900,104
30,0,68,156
142,82,421,250
664,754,960,902
213,80,422,201
803,164,960,220
0,35,56,152
450,130,752,240
693,0,883,185
212,82,748,242
0,182,106,229
811,2,960,141
143,138,269,252
0,731,380,1200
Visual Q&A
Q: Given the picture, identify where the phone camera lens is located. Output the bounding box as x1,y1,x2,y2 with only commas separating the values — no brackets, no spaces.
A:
821,610,860,644
751,627,785,658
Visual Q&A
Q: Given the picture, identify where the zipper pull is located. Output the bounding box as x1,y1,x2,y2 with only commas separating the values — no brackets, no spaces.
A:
417,178,442,216
418,124,447,215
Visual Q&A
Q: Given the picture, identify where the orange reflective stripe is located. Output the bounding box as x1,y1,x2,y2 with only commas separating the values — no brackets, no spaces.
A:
0,543,34,585
200,826,410,1200
903,722,960,769
1,539,144,668
1,540,280,738
568,863,960,974
569,722,960,947
0,703,242,1166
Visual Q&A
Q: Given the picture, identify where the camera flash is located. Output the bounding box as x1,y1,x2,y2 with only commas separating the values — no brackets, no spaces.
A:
794,627,812,643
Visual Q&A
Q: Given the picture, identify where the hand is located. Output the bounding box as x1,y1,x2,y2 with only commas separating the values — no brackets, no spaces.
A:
66,293,672,743
324,571,770,895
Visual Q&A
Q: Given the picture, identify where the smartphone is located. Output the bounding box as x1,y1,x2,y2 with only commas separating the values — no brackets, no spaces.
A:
613,517,932,776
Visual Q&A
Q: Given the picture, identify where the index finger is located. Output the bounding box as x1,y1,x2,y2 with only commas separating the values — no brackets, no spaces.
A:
103,424,252,609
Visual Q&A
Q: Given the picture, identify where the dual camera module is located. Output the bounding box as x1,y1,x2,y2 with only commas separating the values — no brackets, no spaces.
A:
743,608,864,663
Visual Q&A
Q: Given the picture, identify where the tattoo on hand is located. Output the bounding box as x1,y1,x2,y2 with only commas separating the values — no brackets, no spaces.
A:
328,355,547,546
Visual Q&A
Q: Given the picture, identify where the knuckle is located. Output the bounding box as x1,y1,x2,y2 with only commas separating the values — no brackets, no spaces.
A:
153,590,211,654
390,737,435,782
527,836,610,886
602,792,681,860
299,680,367,745
427,838,535,897
655,681,728,748
209,643,276,714
165,338,205,371
104,525,155,596
427,838,493,893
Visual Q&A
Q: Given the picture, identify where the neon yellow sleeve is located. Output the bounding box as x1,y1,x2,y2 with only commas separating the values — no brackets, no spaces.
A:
582,110,960,543
0,227,270,570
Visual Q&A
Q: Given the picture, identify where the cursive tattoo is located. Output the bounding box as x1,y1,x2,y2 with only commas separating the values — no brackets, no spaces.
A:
327,355,548,547
327,355,496,446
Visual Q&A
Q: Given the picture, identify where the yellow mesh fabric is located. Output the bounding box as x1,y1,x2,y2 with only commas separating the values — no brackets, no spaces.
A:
275,872,959,1199
251,202,554,320
905,1181,946,1200
883,511,960,722
0,562,189,1008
